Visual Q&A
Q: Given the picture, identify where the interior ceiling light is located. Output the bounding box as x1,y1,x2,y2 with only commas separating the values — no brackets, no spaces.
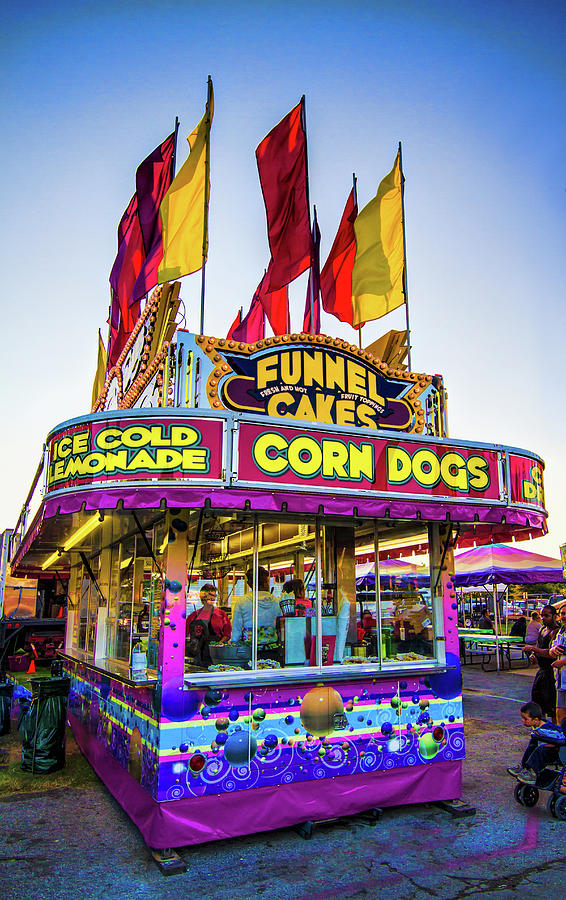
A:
42,514,104,570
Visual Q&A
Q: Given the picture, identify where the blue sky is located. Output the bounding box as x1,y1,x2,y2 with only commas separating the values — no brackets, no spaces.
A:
1,1,565,558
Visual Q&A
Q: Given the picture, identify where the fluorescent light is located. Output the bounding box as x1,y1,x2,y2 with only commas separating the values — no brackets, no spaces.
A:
41,514,103,571
42,550,61,571
63,514,103,552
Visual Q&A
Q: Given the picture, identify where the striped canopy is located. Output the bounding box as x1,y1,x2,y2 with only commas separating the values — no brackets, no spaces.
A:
452,543,565,587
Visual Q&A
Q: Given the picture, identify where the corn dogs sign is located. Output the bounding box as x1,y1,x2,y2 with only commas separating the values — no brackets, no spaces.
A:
237,423,502,500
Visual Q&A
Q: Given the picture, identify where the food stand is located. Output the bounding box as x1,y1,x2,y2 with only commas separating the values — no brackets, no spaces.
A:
9,289,549,850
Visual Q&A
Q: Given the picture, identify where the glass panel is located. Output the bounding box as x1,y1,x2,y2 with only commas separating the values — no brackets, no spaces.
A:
184,512,240,675
378,523,435,664
253,519,317,670
115,535,136,663
319,520,374,667
77,557,100,654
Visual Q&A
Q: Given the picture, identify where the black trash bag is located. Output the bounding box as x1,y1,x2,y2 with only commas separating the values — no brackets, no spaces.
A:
0,682,14,736
20,676,71,774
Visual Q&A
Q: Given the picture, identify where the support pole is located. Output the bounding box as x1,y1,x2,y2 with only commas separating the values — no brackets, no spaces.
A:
199,76,213,335
398,142,413,371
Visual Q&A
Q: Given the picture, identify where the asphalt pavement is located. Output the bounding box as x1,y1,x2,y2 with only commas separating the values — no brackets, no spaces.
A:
1,662,564,899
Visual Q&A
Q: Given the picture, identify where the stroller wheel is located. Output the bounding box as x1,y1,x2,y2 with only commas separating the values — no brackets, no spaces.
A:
546,795,556,817
514,783,539,807
552,795,566,821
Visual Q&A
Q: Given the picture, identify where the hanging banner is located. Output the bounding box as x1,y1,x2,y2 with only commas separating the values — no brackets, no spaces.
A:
45,415,225,494
508,454,545,509
237,422,502,501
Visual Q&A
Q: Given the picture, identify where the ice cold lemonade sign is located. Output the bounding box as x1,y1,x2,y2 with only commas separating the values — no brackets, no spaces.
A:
45,416,224,492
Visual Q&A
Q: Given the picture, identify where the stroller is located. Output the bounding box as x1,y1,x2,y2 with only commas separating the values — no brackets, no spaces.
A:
512,721,566,820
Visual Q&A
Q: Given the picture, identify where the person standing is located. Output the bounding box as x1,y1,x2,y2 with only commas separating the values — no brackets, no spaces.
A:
232,566,280,653
522,604,559,720
478,608,495,632
524,610,542,645
550,603,566,726
185,584,232,668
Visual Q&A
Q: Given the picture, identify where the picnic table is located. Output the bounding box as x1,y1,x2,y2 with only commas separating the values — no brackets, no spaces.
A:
460,632,528,670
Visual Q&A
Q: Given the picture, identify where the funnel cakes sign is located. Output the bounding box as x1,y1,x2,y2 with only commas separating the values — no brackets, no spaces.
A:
181,333,438,434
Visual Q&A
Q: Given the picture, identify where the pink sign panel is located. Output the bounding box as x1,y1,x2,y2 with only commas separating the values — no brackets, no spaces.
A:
508,454,545,509
45,415,224,493
237,423,501,502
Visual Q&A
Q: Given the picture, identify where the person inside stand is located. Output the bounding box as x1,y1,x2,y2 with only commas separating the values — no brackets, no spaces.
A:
522,604,559,721
507,701,559,784
478,608,495,632
509,616,527,639
136,600,150,635
524,610,542,645
232,566,280,659
550,603,566,726
281,578,312,616
185,584,231,668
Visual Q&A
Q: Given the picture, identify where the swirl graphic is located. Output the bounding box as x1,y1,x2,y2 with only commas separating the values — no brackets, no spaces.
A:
313,766,327,779
166,784,185,800
404,753,418,767
282,771,294,783
200,759,229,784
448,731,465,754
384,757,395,769
320,745,347,770
444,749,454,760
359,752,378,771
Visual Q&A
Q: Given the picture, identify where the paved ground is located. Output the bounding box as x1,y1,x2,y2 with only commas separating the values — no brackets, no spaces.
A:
1,662,564,899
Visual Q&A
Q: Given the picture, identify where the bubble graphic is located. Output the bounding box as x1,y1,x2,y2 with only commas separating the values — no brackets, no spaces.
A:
224,730,258,766
418,732,440,760
189,753,206,773
300,685,344,737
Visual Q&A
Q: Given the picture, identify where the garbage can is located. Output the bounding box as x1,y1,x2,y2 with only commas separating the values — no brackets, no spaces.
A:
0,681,14,735
20,675,71,773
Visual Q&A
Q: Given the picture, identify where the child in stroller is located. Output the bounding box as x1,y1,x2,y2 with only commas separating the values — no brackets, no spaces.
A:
508,701,566,819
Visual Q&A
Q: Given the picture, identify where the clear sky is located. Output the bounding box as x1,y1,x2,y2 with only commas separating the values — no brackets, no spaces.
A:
1,0,565,559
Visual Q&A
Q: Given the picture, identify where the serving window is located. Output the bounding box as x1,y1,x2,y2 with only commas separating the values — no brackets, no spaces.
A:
181,512,445,676
61,507,446,678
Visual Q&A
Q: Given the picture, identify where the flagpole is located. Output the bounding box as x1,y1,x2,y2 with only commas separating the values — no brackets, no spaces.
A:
172,116,180,179
398,141,412,371
301,95,314,334
199,76,213,335
352,172,362,349
308,206,320,335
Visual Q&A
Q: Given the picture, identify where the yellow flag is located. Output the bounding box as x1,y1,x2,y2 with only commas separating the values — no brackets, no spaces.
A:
158,82,214,283
351,151,404,326
91,330,107,410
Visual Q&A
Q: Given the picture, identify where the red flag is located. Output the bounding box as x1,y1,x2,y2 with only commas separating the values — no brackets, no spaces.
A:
107,132,175,367
230,293,265,343
226,309,242,340
303,214,321,334
108,195,145,367
256,99,312,292
130,131,176,304
257,264,289,335
320,188,358,326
